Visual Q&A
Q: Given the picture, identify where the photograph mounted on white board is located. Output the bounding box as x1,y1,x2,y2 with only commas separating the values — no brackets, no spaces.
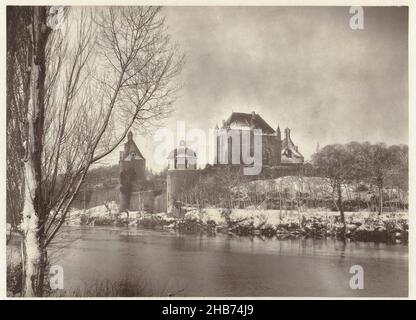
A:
5,5,409,297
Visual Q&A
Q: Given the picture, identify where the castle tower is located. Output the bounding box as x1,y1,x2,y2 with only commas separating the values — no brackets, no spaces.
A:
167,140,197,170
166,141,198,215
284,127,290,139
119,131,146,212
275,125,282,165
281,127,304,164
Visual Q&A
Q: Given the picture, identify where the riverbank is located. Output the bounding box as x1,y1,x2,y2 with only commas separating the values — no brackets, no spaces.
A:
68,203,408,243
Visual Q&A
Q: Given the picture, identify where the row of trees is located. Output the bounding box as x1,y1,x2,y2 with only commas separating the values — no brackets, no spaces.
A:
7,6,183,296
312,142,408,235
175,142,407,238
178,142,407,207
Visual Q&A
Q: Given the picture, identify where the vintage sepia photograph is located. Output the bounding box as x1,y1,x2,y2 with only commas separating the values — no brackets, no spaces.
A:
5,3,410,298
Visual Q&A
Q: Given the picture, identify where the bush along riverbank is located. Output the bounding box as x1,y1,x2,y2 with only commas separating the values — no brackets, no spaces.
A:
137,208,408,244
177,209,408,243
70,203,408,243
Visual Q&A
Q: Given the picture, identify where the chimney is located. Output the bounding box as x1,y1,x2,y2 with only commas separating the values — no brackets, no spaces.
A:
285,127,290,139
251,111,256,128
275,125,282,165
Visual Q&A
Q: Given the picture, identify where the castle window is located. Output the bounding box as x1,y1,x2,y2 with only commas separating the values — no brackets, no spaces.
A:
284,149,292,158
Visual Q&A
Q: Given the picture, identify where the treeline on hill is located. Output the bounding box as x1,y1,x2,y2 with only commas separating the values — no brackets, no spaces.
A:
82,165,167,190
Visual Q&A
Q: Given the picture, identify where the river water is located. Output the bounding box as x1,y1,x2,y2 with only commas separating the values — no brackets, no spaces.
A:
48,226,408,297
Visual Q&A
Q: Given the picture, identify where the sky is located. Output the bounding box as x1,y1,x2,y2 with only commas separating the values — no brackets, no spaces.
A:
101,6,408,172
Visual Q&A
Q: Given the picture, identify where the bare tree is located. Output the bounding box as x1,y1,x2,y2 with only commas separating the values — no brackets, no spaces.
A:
6,7,34,234
8,6,183,296
344,142,408,215
312,144,356,239
364,143,402,215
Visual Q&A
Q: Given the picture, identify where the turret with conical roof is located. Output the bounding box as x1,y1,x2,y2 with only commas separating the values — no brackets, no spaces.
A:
277,125,281,140
119,131,146,212
281,127,304,164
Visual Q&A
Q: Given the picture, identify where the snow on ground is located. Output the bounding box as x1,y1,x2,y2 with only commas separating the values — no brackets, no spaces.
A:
234,176,407,202
235,176,339,198
181,207,407,230
67,201,120,224
66,200,407,233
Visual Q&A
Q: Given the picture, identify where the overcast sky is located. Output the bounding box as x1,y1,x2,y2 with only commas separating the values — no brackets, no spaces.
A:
104,6,408,171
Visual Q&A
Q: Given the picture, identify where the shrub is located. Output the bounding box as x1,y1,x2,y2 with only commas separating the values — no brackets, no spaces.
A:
7,263,22,296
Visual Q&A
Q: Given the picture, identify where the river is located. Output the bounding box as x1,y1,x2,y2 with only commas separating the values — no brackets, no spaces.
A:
46,226,407,297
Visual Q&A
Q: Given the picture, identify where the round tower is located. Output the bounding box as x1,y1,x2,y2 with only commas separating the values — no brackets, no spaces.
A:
166,141,198,215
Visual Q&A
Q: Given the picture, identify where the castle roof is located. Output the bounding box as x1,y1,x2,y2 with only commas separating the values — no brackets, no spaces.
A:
222,112,275,134
281,128,303,163
167,140,197,159
121,131,145,161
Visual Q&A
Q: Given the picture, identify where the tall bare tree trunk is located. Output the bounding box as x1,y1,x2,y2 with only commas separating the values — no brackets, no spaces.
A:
21,161,39,296
21,6,50,297
378,185,383,215
337,183,346,240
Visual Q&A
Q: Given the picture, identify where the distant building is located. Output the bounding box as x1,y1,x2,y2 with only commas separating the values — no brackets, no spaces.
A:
119,131,146,211
281,127,304,164
74,131,168,213
215,111,303,167
167,140,197,170
166,141,199,214
119,131,146,179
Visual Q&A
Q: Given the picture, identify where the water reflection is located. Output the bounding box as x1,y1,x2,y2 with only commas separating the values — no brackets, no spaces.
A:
50,226,408,297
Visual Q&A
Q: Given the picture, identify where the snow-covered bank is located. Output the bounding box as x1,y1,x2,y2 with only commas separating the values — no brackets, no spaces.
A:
68,202,408,243
173,207,408,243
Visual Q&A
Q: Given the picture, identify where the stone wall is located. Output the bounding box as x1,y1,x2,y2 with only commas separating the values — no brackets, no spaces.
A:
129,190,167,213
119,158,146,182
262,134,281,166
216,129,281,167
72,186,119,209
73,186,167,213
166,169,201,214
